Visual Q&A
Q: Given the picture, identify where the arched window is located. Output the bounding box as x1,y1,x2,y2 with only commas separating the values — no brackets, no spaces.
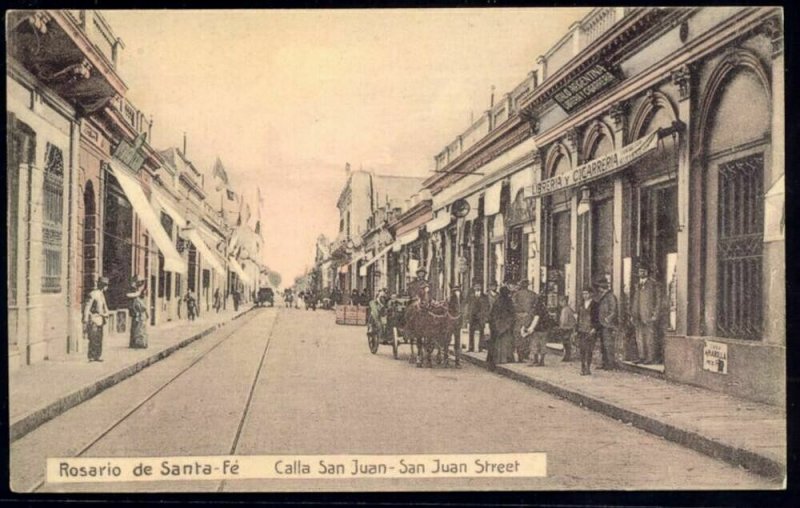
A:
704,65,771,341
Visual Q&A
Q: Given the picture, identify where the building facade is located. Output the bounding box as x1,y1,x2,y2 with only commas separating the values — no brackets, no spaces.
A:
407,7,783,405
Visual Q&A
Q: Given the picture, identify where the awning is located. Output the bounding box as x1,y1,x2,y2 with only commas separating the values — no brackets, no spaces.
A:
363,243,394,269
427,212,452,233
398,229,419,246
510,167,533,201
465,194,479,221
484,179,504,216
764,173,785,242
152,191,187,228
346,251,366,267
228,257,253,285
184,227,226,274
109,161,187,274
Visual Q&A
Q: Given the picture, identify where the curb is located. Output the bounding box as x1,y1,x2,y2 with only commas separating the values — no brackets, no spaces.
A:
459,352,785,480
10,306,258,443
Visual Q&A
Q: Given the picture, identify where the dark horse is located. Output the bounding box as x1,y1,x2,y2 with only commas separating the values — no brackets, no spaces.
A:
403,296,461,368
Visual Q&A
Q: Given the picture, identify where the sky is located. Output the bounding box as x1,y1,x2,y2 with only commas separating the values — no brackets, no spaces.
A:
101,8,591,284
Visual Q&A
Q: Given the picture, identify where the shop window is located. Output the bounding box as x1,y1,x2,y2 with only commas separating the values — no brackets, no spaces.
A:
716,153,764,340
42,143,64,293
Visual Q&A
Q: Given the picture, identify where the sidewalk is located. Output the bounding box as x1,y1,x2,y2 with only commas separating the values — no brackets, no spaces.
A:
9,305,256,442
457,335,786,480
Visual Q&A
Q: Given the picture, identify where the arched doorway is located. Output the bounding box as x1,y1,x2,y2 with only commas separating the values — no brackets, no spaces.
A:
83,181,98,301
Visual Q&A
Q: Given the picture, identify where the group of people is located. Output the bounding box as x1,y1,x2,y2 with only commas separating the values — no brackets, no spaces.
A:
83,276,150,363
403,266,622,376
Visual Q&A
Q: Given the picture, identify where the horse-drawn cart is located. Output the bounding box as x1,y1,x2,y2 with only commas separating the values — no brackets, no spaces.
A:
366,296,461,367
366,297,411,359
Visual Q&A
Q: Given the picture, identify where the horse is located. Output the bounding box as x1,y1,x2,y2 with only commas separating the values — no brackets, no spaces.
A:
403,297,461,368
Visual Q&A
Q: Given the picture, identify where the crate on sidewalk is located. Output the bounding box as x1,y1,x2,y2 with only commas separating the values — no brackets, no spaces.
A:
335,305,367,326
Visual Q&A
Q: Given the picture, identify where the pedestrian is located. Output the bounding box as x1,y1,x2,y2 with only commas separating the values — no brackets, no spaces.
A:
512,278,537,362
595,277,618,370
84,276,110,362
360,289,369,307
233,288,240,311
525,283,555,367
465,281,490,353
213,287,221,313
448,283,464,368
487,284,515,371
631,264,662,364
577,286,599,375
557,295,577,362
186,290,197,321
128,280,149,349
350,289,359,306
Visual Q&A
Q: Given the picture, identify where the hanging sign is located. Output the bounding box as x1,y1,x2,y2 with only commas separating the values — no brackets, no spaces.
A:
703,340,728,374
533,131,659,197
553,63,619,113
112,132,148,172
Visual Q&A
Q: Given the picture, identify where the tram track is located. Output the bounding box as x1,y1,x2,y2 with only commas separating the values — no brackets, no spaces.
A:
27,308,276,493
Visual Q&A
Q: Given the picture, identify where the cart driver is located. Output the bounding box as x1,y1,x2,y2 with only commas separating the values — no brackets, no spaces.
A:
408,267,430,305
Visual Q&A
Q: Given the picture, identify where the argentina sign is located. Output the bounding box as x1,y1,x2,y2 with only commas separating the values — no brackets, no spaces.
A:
552,63,619,113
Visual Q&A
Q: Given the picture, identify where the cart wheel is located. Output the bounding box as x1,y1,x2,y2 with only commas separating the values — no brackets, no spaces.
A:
392,327,399,359
367,327,379,354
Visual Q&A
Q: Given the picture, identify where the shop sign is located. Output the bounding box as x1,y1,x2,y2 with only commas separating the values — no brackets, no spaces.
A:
533,131,659,197
112,132,148,172
553,63,619,113
703,340,728,374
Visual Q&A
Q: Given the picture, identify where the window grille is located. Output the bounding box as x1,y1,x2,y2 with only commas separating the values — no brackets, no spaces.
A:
42,143,64,293
717,153,764,340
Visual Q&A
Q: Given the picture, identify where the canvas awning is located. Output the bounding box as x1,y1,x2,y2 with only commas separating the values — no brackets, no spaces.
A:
427,212,452,233
109,161,187,274
152,190,187,228
363,243,394,269
398,229,419,246
228,257,253,285
484,179,504,216
184,227,226,274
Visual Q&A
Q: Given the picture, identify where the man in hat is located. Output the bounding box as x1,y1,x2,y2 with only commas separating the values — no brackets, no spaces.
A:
84,276,110,362
407,267,430,304
594,276,618,370
448,283,464,367
631,264,662,364
512,277,537,362
465,281,490,352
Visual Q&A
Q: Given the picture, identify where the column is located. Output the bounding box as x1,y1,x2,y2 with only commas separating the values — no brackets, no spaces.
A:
568,193,579,308
672,64,692,337
612,178,624,305
532,198,542,294
68,119,83,354
482,212,490,290
764,18,785,346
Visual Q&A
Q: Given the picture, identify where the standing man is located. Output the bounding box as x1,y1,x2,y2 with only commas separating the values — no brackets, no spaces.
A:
631,264,662,364
577,286,599,375
448,283,464,368
84,276,110,362
595,277,618,370
465,281,490,353
213,287,221,313
512,278,537,363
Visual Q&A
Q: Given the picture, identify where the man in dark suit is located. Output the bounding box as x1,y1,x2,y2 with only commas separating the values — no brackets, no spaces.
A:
465,282,490,352
595,277,618,370
448,283,464,367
